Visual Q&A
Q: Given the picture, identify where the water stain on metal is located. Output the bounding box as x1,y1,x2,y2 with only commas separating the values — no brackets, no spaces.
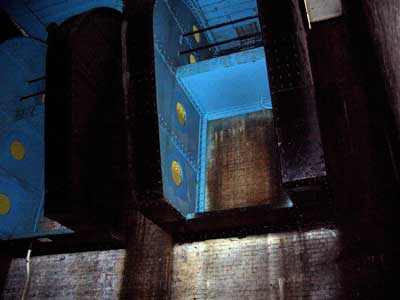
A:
205,110,282,210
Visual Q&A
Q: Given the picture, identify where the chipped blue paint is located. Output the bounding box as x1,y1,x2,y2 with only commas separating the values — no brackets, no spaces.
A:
0,38,46,239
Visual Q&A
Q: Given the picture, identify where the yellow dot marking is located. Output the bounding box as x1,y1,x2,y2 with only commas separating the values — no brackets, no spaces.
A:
0,194,11,216
10,140,26,160
190,54,197,64
171,160,183,186
193,25,201,43
176,102,186,125
41,94,45,104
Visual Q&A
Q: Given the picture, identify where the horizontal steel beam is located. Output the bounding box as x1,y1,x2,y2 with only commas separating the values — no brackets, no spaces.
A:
182,15,259,37
180,32,263,55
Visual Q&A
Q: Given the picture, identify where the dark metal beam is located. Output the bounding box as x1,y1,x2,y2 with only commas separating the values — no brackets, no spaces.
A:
180,32,263,55
182,15,259,37
20,91,45,100
28,76,46,83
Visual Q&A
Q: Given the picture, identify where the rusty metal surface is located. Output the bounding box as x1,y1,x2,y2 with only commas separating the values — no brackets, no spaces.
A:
363,0,400,181
258,0,327,185
205,110,283,211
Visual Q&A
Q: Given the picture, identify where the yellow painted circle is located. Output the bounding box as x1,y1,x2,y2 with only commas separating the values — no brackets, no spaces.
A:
0,194,11,216
189,54,197,64
176,102,186,125
171,160,183,186
10,140,26,160
193,25,201,43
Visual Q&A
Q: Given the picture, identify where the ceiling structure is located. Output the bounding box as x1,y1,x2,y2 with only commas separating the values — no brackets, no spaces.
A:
184,0,262,54
0,0,122,40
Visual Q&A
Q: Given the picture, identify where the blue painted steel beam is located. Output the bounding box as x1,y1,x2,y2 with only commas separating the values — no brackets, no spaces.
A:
154,0,205,215
0,38,46,239
154,0,272,216
176,47,272,120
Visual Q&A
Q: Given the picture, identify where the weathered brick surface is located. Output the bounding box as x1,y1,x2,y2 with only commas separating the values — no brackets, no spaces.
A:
0,211,173,300
119,211,173,300
2,250,126,300
1,225,383,300
171,227,365,300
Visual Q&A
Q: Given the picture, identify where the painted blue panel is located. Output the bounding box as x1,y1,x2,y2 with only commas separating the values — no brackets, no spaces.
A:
159,130,197,215
155,51,201,167
0,0,47,39
0,38,46,129
35,1,122,25
0,172,42,239
197,0,257,22
197,116,207,212
26,0,71,11
0,121,44,192
154,0,183,71
0,0,122,40
154,0,272,215
0,54,25,127
154,0,211,68
176,47,272,120
0,38,45,239
173,81,201,164
154,0,207,216
170,0,215,61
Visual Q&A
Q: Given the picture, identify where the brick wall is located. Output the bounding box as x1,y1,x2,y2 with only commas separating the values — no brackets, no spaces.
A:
1,225,383,300
206,110,283,211
2,250,126,299
0,211,173,300
171,227,383,300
